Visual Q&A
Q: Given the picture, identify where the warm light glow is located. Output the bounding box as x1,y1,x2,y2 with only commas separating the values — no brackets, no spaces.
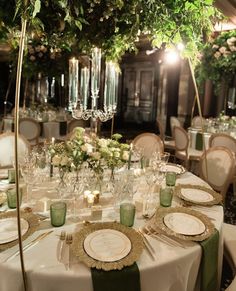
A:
164,50,179,65
177,43,185,51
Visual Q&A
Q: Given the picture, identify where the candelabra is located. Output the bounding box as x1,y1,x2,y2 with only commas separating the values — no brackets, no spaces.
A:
68,48,119,129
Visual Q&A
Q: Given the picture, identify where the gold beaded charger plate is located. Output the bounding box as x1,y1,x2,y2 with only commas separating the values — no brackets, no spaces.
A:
175,184,222,206
0,192,7,206
154,207,214,242
72,222,144,271
0,211,39,250
160,163,185,175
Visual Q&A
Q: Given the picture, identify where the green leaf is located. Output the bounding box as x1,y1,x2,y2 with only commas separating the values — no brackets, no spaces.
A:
32,0,41,18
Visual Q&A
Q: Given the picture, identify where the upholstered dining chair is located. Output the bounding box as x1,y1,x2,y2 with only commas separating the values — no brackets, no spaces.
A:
199,146,235,202
156,118,175,151
132,132,164,159
209,133,236,153
19,117,41,146
223,223,236,290
209,133,236,196
173,126,203,170
170,116,181,137
67,119,87,133
0,132,30,168
191,115,205,128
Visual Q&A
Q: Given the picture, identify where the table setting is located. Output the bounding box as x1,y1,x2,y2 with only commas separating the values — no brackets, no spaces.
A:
0,128,224,291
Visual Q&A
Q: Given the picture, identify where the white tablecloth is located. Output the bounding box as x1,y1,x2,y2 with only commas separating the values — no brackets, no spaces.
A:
0,171,224,291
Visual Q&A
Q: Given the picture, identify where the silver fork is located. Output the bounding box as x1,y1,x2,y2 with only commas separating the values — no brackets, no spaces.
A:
57,231,66,262
65,234,73,270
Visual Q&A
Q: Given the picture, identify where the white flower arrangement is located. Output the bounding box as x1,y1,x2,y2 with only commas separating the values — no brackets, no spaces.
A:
49,128,130,176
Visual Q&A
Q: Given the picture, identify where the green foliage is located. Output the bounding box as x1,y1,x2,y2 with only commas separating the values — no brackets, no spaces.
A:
0,0,222,73
197,30,236,89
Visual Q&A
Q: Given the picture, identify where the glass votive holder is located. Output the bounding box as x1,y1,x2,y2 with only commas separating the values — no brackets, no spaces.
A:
50,201,67,227
6,187,23,209
160,187,173,207
8,169,15,183
120,202,136,227
166,171,176,187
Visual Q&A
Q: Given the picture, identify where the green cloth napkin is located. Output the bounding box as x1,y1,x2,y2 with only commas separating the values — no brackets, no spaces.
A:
195,132,203,150
91,263,141,291
199,229,219,291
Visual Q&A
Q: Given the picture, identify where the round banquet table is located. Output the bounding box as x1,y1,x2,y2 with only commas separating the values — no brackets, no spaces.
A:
0,169,224,291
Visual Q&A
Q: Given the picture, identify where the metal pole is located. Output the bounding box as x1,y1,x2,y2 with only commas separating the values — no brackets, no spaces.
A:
188,58,208,179
110,115,115,138
14,17,28,291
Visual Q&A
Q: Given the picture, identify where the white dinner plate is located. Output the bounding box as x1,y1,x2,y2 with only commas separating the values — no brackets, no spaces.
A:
160,163,185,174
163,212,206,236
181,188,214,203
84,229,132,262
0,218,29,244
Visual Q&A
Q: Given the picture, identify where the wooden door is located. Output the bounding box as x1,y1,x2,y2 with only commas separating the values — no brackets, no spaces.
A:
121,62,157,125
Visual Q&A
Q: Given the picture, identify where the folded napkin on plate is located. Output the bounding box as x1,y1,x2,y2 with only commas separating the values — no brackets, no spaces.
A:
199,229,219,291
91,263,140,291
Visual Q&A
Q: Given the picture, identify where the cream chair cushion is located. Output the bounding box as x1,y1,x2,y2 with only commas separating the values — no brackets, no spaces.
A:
0,133,30,168
132,133,164,159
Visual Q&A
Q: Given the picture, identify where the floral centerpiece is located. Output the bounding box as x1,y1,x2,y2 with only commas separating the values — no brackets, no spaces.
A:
50,127,130,187
197,30,236,89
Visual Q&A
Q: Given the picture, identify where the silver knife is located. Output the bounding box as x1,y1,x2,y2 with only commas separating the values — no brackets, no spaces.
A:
4,230,53,262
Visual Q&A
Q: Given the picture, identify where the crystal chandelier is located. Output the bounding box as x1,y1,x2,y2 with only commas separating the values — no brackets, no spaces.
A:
68,48,119,123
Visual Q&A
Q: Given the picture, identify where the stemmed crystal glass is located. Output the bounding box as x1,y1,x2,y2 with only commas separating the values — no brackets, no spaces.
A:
20,153,38,205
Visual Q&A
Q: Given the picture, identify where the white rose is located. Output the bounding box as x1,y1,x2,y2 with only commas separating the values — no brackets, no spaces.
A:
114,151,120,158
98,138,109,147
61,156,69,166
84,143,93,154
91,152,101,160
122,151,129,161
29,55,36,61
214,52,221,59
52,155,61,166
229,46,236,52
219,46,227,53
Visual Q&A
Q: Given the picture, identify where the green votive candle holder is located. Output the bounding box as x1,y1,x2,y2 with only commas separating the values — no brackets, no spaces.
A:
165,171,176,187
6,187,22,209
8,169,16,183
50,202,67,227
120,203,136,227
160,187,173,207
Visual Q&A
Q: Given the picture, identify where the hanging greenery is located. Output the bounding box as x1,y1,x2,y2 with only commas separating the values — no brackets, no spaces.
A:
197,30,236,89
0,0,221,77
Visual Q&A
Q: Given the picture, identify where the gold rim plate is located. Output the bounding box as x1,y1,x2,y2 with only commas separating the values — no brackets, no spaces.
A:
160,163,185,175
0,211,39,250
175,184,222,206
72,222,144,271
154,207,215,241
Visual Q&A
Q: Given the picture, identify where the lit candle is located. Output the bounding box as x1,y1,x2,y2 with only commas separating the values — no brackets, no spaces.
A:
92,190,100,204
51,137,55,145
61,74,64,87
91,47,101,98
104,62,117,110
87,193,95,207
84,190,91,202
68,57,79,111
80,67,90,110
128,143,133,170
